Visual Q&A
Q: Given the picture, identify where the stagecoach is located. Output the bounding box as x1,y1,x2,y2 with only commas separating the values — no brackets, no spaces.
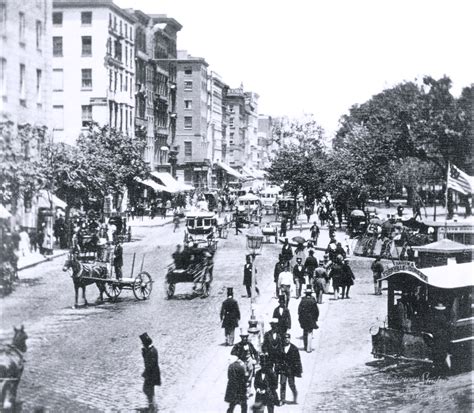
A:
183,211,218,252
276,197,297,222
370,261,474,372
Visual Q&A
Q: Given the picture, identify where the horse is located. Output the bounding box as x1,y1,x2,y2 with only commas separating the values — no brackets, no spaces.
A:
0,325,28,411
63,252,109,308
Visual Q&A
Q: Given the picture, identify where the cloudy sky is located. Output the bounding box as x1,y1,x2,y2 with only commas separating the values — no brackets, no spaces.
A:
116,0,473,136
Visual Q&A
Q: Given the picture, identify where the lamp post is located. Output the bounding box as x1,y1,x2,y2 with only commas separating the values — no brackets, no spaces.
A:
246,224,264,350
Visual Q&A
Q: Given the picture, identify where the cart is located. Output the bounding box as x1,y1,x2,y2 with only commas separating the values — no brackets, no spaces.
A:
262,223,278,243
165,243,214,299
73,250,153,301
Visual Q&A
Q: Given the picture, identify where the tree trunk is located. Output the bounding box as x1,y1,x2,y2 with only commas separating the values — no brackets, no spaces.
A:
406,185,415,207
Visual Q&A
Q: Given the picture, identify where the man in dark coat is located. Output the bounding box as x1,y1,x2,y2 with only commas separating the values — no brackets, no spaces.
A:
313,262,328,304
254,354,279,413
280,238,293,264
330,255,345,300
225,355,248,413
309,222,320,245
262,318,283,371
232,332,259,397
272,296,291,337
243,255,259,298
371,256,384,295
303,250,318,284
221,287,241,346
140,332,161,412
298,288,319,352
273,254,286,298
292,257,306,299
278,333,302,405
113,242,123,280
341,258,355,299
279,218,287,237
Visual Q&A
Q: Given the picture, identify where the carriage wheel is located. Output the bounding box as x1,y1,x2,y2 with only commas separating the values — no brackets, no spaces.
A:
166,282,175,299
133,271,153,300
104,281,122,301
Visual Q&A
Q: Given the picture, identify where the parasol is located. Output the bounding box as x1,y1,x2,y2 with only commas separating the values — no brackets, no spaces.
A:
292,236,306,244
350,209,365,218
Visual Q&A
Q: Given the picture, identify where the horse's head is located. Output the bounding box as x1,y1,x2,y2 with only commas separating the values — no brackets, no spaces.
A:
13,325,28,353
63,251,79,272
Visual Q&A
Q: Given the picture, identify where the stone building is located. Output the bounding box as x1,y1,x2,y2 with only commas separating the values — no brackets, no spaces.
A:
52,0,136,145
0,0,53,228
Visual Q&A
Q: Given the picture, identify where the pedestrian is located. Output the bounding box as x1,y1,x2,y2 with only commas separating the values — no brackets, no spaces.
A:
254,354,279,413
139,332,161,412
221,287,241,346
341,258,355,299
272,296,292,337
273,254,286,298
262,319,283,372
298,287,319,352
292,242,306,268
312,262,328,304
279,218,287,237
277,264,293,305
329,255,345,300
309,222,320,246
397,204,404,218
278,333,302,405
303,250,318,284
225,355,248,413
371,256,384,295
172,244,185,269
231,331,259,398
173,210,180,232
292,257,306,299
243,255,259,298
113,241,123,280
235,213,243,235
280,238,293,265
335,242,346,259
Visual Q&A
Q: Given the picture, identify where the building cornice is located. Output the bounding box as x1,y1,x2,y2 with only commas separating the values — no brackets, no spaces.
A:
53,0,137,23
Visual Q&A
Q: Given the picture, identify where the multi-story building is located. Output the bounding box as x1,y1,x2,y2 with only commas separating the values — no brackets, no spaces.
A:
175,50,210,189
0,0,52,228
52,0,136,145
257,114,273,169
244,91,259,171
224,86,247,172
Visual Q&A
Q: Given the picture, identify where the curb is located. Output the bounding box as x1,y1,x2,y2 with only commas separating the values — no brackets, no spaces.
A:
18,251,69,272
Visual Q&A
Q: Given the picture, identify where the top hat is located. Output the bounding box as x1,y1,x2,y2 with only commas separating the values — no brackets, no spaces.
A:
296,257,302,262
139,332,152,347
434,303,446,311
239,328,249,337
304,287,313,295
227,287,234,297
278,294,286,303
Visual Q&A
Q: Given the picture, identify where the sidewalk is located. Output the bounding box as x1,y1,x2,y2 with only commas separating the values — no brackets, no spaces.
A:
128,215,174,228
17,249,68,272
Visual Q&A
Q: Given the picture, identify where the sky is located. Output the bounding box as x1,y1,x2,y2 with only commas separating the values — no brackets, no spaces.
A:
116,0,473,136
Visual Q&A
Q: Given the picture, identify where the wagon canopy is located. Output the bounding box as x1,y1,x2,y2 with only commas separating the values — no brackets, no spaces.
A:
380,261,474,289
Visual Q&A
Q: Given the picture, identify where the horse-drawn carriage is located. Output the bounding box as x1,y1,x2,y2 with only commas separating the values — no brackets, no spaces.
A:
261,222,278,244
108,215,132,243
63,249,153,307
236,194,262,223
276,197,297,223
165,211,218,299
347,209,368,237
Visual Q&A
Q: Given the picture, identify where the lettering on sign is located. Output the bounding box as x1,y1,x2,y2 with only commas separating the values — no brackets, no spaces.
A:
383,264,428,282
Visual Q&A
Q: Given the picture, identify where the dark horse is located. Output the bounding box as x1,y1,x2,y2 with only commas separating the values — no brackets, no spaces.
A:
63,252,108,308
0,325,28,411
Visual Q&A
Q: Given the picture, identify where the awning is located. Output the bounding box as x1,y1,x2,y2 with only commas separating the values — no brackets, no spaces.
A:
241,166,256,179
150,171,193,192
215,161,244,179
413,239,474,254
135,177,169,193
0,204,11,219
37,190,67,209
252,169,266,179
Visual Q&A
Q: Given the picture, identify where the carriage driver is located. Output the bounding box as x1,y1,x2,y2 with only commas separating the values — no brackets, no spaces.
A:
113,240,123,280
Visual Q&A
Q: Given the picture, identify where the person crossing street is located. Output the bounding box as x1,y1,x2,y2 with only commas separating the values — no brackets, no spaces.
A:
220,287,241,346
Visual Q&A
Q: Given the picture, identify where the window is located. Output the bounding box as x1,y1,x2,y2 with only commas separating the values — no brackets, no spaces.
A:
229,132,234,143
125,46,128,67
53,105,64,130
53,36,63,56
184,141,192,157
124,75,127,91
19,64,26,104
184,67,192,76
81,68,92,89
109,69,113,91
52,69,63,91
53,12,63,26
184,81,192,91
184,100,192,110
36,20,42,50
36,69,42,103
114,71,117,92
82,36,92,56
109,13,112,27
129,77,132,98
184,116,192,129
119,73,122,91
19,12,25,44
114,39,122,61
130,26,133,40
0,58,6,98
229,117,234,127
113,16,117,30
82,105,92,127
1,4,7,34
119,20,122,35
81,11,92,25
124,23,128,39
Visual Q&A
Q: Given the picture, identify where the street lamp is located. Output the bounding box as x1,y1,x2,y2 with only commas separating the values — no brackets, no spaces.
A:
246,224,264,349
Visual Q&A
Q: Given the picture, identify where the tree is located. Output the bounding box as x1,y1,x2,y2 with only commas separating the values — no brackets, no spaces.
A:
0,121,47,215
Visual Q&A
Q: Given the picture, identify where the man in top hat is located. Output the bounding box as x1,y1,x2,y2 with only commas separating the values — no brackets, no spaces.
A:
272,296,292,337
221,287,241,346
231,330,259,397
113,241,123,280
371,256,384,295
273,254,286,298
303,250,318,284
262,319,284,372
243,255,259,298
298,288,319,352
254,353,279,413
292,257,306,299
225,355,248,413
139,332,161,411
280,238,293,264
313,262,328,304
310,221,320,246
278,333,302,405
